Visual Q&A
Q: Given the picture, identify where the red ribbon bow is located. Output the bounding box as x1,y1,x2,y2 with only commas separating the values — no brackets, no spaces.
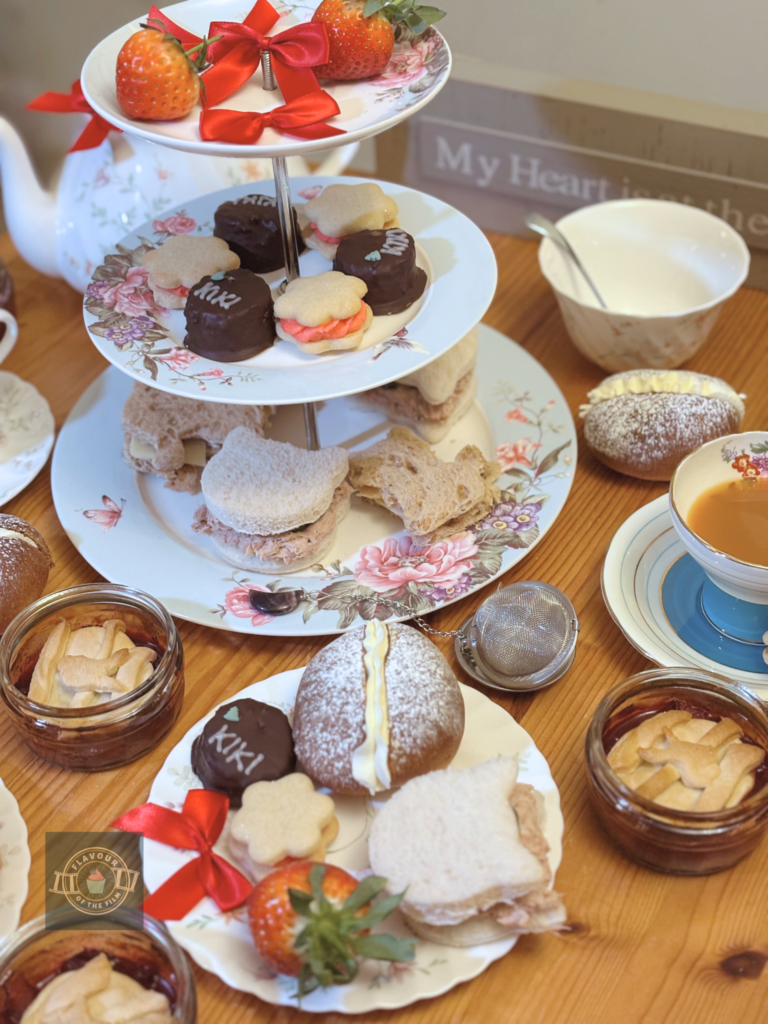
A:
205,0,327,106
200,90,344,144
110,789,252,921
146,5,203,49
27,80,119,153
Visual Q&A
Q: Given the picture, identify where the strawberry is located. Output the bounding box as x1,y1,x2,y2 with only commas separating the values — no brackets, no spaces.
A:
312,0,445,81
248,861,414,997
115,21,217,121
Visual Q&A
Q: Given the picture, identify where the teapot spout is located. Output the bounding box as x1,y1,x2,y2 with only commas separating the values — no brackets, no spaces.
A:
0,117,58,278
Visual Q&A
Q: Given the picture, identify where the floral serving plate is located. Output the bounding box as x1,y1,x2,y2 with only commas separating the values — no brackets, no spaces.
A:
601,494,768,696
0,372,55,507
51,324,576,637
81,0,450,159
82,175,497,406
0,778,31,940
146,669,564,1012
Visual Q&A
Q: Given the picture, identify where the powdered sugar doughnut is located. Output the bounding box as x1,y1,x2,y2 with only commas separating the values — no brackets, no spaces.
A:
293,622,465,796
581,369,745,481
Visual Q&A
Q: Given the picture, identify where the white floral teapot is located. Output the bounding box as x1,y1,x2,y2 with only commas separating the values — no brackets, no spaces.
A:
0,117,358,293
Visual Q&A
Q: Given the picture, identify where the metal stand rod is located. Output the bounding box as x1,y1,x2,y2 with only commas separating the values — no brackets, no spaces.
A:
262,50,319,451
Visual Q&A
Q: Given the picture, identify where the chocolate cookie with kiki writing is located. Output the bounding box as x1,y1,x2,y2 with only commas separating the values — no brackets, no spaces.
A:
214,193,304,275
184,268,275,362
333,227,427,316
191,698,296,807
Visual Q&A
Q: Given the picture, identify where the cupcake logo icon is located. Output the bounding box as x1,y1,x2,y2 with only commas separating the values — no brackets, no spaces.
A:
49,845,140,917
86,865,106,895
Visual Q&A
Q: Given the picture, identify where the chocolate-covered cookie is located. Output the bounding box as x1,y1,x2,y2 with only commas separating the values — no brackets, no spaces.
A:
333,227,427,316
184,268,275,362
191,698,295,807
214,194,305,275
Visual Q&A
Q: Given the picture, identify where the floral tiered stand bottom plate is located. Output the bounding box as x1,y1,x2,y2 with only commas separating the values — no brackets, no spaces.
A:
51,324,576,637
146,670,564,1012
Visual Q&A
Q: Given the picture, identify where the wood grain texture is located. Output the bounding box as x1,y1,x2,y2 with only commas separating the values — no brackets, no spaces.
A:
2,229,768,1024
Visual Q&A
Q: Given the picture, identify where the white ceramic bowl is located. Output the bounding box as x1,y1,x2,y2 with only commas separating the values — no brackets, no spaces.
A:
670,431,768,604
538,199,750,372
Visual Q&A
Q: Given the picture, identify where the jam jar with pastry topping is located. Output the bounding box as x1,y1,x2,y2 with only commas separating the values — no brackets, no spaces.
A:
0,908,196,1024
585,667,768,874
0,584,184,770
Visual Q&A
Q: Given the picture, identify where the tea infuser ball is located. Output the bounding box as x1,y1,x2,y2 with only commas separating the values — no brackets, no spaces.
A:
455,581,579,692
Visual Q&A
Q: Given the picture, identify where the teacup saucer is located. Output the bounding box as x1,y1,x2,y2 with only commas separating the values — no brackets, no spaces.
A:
0,371,55,506
602,494,768,697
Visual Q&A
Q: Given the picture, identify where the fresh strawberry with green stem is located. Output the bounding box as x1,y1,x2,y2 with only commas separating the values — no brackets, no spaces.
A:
115,20,218,121
248,861,415,997
312,0,445,81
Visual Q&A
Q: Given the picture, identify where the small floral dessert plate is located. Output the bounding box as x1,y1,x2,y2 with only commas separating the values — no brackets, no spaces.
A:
0,778,31,940
81,175,497,406
602,494,768,697
51,324,576,637
81,0,450,160
146,669,564,1012
0,372,55,507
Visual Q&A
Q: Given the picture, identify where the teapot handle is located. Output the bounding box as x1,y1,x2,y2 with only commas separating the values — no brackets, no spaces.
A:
0,309,18,365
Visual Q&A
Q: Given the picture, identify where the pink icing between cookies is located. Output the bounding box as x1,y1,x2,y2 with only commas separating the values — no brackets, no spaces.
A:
310,223,343,245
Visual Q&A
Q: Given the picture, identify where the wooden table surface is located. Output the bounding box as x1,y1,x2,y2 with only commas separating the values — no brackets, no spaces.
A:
2,229,768,1024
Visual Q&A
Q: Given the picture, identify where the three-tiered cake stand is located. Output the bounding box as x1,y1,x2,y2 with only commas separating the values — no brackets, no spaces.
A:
51,0,578,638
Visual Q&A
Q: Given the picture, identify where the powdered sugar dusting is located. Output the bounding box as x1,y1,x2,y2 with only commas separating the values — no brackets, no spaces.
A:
584,393,740,479
293,624,464,794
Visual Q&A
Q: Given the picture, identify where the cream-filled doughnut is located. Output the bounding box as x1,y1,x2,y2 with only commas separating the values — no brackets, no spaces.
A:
581,369,745,481
292,622,465,796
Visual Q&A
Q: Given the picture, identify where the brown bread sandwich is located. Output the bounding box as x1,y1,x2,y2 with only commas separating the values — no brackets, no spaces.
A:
122,384,271,494
357,330,478,443
349,426,500,543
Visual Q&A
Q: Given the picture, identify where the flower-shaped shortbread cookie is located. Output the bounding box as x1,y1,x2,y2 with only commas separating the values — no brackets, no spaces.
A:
304,183,399,259
142,236,240,309
229,773,338,879
275,271,373,354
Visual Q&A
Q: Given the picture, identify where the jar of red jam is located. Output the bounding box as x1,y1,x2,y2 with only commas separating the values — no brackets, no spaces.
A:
0,908,196,1023
0,584,184,770
585,667,768,874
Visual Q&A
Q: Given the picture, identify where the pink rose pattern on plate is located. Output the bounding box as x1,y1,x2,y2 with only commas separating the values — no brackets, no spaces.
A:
212,386,571,630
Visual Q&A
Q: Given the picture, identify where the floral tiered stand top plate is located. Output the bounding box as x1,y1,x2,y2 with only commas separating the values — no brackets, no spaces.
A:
146,670,564,1012
82,177,497,406
81,0,450,159
52,324,576,637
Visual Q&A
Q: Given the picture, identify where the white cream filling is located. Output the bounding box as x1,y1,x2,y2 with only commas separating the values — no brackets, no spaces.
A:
580,371,745,418
0,527,37,548
350,620,391,795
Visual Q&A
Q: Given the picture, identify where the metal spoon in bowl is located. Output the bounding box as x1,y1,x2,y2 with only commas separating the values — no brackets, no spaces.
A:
525,211,608,310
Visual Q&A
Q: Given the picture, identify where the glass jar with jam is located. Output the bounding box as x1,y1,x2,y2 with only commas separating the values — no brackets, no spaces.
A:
0,583,184,770
585,667,768,874
0,908,196,1023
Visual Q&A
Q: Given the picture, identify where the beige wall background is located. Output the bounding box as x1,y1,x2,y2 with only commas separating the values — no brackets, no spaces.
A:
0,0,765,199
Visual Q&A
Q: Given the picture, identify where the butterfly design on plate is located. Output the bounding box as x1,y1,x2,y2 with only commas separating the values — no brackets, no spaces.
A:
82,495,126,532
